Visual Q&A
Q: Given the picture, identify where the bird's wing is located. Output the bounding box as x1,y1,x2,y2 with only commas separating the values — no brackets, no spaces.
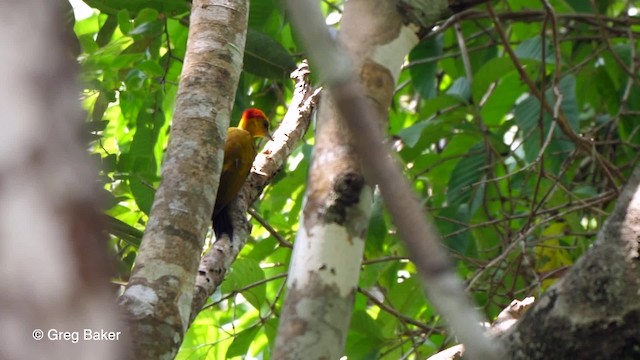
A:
214,128,256,215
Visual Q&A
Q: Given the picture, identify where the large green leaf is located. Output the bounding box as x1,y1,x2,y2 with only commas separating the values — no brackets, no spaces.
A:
447,145,487,206
365,190,387,257
220,257,266,311
244,29,296,79
514,75,578,166
446,77,471,102
249,0,281,30
472,57,516,102
96,15,117,47
129,177,155,215
480,72,525,126
226,325,261,359
106,215,143,247
515,36,556,64
345,310,383,359
408,35,443,99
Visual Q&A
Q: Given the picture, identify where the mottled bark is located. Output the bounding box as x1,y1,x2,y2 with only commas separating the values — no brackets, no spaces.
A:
118,0,249,358
501,166,640,359
0,1,122,359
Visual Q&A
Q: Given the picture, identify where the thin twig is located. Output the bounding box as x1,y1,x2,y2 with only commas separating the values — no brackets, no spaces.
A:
247,207,293,248
358,287,442,334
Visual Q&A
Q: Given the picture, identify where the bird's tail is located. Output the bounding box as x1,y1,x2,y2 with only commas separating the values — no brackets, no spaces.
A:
212,207,234,239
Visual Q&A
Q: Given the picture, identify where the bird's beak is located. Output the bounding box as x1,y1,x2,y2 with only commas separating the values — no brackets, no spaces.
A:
266,131,274,141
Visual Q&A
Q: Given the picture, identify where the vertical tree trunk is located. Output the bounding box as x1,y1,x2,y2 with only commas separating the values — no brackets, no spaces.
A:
118,0,249,358
0,1,122,359
274,1,419,358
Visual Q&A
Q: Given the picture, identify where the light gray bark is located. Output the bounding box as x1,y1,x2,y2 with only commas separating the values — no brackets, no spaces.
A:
118,0,249,358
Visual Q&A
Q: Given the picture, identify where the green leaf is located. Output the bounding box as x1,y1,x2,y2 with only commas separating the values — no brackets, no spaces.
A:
398,95,462,151
350,310,383,340
86,120,109,133
117,9,132,34
480,72,524,126
555,75,579,131
91,92,111,122
447,145,486,206
398,121,429,148
77,33,99,54
408,35,443,99
514,75,578,166
566,0,594,12
263,318,279,351
360,262,390,288
515,36,555,64
345,334,380,360
603,44,632,89
243,29,296,79
446,77,471,102
514,94,543,164
129,21,159,36
469,43,498,75
129,106,162,176
346,308,385,357
387,276,425,314
420,94,463,118
249,0,280,29
106,215,143,247
225,325,261,359
365,190,386,256
472,57,516,102
129,177,154,215
136,60,164,77
573,185,598,199
221,257,266,311
96,15,117,47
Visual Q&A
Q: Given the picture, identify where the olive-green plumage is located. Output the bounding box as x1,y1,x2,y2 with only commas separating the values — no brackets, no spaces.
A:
212,108,271,235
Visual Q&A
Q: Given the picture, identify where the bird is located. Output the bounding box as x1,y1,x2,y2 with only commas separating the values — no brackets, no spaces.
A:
212,108,272,237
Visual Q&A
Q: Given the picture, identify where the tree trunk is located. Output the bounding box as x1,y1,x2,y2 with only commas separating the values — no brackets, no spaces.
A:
0,1,122,359
118,0,249,358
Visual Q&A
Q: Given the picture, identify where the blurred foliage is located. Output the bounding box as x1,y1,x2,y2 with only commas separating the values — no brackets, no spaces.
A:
71,0,640,358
